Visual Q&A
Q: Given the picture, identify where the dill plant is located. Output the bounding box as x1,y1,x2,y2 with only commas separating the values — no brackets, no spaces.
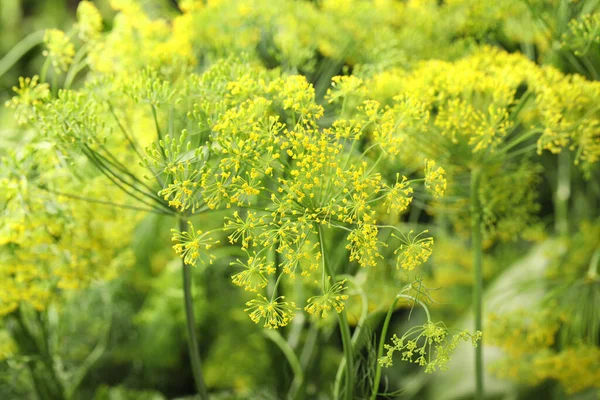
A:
2,0,600,399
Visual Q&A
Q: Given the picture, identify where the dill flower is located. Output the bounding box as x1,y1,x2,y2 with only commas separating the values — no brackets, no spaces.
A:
379,321,482,373
533,346,600,394
171,221,220,266
346,222,384,268
279,241,321,278
383,174,414,213
561,13,600,56
245,294,297,329
230,252,275,292
305,279,349,318
424,159,446,198
225,210,265,249
76,0,103,42
325,75,366,105
43,29,75,73
159,166,201,212
393,230,434,271
5,76,50,125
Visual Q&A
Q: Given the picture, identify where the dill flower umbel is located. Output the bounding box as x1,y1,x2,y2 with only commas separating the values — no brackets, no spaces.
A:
384,174,414,213
424,159,446,198
230,252,275,292
245,294,297,329
76,0,103,42
305,279,350,318
346,222,384,268
43,29,75,73
171,221,220,266
393,230,434,271
379,321,482,373
5,76,50,125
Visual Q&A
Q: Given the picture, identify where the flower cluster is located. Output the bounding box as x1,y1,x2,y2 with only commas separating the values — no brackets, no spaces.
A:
379,321,482,373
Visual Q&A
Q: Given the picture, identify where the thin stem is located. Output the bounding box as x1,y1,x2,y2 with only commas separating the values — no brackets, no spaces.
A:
319,225,354,400
107,102,145,161
13,310,66,400
0,30,45,79
470,168,484,400
152,105,166,158
63,43,90,90
180,217,209,400
371,295,398,400
371,294,431,400
264,330,304,399
555,151,570,236
38,185,171,215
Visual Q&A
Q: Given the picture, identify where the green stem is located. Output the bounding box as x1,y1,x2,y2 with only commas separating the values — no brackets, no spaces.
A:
555,151,570,236
180,218,209,399
470,168,484,400
0,30,45,80
12,310,66,400
337,311,354,400
63,43,89,90
264,330,304,399
371,296,399,400
318,225,354,400
371,294,431,400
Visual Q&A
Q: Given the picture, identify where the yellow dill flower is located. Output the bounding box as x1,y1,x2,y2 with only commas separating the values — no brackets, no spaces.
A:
245,294,297,329
424,159,446,198
225,210,265,249
179,0,204,12
171,221,220,266
159,167,201,212
325,75,366,105
279,240,321,278
277,75,324,119
5,76,50,125
76,0,103,42
379,320,482,373
384,174,414,213
230,252,275,292
43,29,75,73
305,279,349,318
346,222,384,268
393,230,434,270
533,345,600,394
230,172,263,206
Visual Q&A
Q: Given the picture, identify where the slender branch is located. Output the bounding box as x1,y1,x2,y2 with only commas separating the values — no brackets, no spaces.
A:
38,185,171,215
0,30,45,79
180,217,209,399
319,225,354,400
555,150,570,236
264,330,304,399
470,168,484,400
371,294,431,400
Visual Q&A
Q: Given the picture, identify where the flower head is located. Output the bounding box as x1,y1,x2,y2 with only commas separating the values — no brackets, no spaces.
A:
43,29,75,73
424,159,446,198
393,230,434,271
5,76,50,125
230,252,275,292
245,294,297,329
305,279,349,318
384,174,414,213
379,321,482,373
76,0,103,42
171,221,219,266
346,222,384,268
